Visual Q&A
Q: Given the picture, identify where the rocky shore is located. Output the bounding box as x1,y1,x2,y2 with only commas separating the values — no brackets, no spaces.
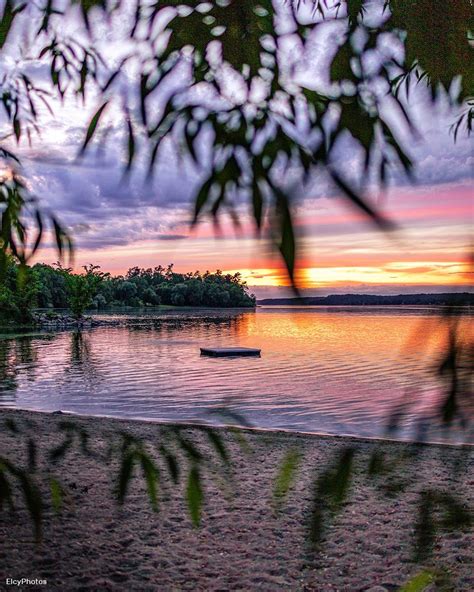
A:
32,312,121,330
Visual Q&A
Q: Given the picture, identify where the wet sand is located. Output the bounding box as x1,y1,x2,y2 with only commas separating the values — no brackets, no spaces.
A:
0,409,472,591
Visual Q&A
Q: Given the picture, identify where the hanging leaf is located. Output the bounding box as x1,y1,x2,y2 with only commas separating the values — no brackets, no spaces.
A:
81,101,109,153
158,445,180,484
398,571,435,592
186,466,203,527
126,117,136,171
272,186,297,288
140,452,159,512
0,1,26,49
49,478,63,513
193,177,214,224
16,469,42,542
330,169,396,232
206,430,230,466
308,447,355,547
117,450,135,505
273,449,301,510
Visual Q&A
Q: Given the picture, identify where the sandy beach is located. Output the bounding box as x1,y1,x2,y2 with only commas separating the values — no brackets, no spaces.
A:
0,409,472,591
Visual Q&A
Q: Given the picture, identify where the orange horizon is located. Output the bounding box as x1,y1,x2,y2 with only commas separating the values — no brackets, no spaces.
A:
30,181,472,292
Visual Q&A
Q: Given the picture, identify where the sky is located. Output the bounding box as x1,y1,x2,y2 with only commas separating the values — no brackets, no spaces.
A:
1,1,473,298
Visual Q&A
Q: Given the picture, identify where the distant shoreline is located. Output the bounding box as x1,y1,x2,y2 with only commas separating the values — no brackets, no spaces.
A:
258,292,474,307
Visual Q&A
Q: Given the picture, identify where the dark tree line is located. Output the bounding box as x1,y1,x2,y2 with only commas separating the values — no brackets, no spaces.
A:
260,293,474,306
0,259,256,323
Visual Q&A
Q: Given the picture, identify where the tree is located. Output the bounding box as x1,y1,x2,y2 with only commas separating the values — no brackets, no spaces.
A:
93,293,107,309
142,287,160,305
170,283,188,306
115,280,138,304
63,265,107,319
33,263,69,308
0,256,38,323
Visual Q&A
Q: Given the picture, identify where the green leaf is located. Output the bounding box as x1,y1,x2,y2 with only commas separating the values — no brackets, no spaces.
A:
273,449,301,509
207,430,230,466
49,478,63,513
193,177,213,224
13,117,21,141
51,216,74,260
31,210,44,256
330,170,396,232
184,121,199,163
368,450,386,476
272,186,297,288
81,101,109,153
382,123,413,177
186,466,203,527
159,446,180,484
140,452,159,512
309,447,355,546
323,447,355,506
439,492,472,530
126,117,135,171
117,450,135,505
17,471,42,542
347,0,366,26
414,492,435,561
414,490,472,562
0,1,26,49
398,570,435,592
140,72,150,126
49,435,73,463
252,178,264,230
176,433,203,463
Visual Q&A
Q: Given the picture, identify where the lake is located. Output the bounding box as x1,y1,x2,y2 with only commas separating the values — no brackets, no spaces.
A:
0,306,472,444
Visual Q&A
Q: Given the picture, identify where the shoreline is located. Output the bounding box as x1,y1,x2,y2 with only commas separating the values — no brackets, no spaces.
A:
0,305,258,332
1,406,472,450
1,408,473,591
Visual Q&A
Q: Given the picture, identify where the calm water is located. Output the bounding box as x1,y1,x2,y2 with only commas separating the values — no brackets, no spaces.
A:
0,307,472,443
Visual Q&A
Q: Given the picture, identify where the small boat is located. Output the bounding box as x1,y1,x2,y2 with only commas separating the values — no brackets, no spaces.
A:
200,347,261,357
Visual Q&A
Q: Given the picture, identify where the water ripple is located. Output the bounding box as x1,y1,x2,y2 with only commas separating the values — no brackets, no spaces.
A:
0,307,470,443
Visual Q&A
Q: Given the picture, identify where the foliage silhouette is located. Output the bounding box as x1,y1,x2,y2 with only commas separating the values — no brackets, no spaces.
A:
1,261,256,323
1,414,243,540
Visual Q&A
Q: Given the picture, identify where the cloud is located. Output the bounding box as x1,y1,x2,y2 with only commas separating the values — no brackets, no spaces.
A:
1,1,471,282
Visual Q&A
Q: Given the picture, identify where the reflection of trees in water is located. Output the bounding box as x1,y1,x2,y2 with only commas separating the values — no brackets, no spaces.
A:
0,336,40,397
386,305,474,444
67,331,101,386
0,331,102,400
0,340,18,394
70,331,91,366
125,311,250,340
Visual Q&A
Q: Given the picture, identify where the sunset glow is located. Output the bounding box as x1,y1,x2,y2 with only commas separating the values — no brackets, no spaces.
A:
34,180,473,297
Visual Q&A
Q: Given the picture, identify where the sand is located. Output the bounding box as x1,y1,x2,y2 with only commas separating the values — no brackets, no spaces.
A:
0,409,472,592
